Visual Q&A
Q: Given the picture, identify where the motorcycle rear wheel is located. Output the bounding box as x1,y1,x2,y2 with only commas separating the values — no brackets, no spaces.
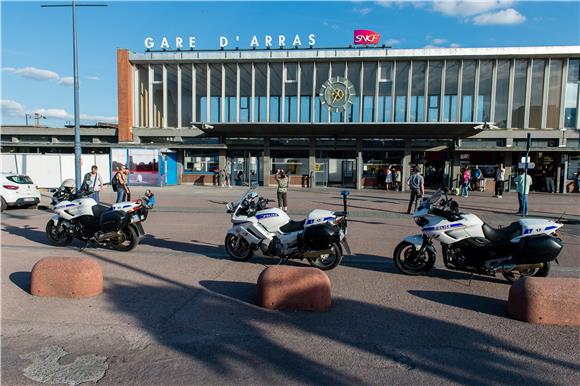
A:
225,234,253,261
307,242,343,270
45,220,73,247
502,262,550,284
393,241,436,275
110,226,139,252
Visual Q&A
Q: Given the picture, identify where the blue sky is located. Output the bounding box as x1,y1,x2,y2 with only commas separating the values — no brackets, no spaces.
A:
1,0,579,127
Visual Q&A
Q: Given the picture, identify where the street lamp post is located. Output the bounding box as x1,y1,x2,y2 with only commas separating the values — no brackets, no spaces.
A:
41,1,106,189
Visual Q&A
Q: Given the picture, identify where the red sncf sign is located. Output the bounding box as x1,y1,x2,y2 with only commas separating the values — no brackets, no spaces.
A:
354,30,381,45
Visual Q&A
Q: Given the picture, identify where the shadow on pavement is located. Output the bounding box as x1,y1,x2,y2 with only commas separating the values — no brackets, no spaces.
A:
200,280,256,305
408,290,508,317
9,271,31,294
140,235,226,257
2,224,52,245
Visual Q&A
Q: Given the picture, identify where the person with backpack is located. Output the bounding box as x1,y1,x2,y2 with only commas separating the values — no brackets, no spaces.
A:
113,165,130,203
275,169,289,212
406,166,424,214
82,165,103,202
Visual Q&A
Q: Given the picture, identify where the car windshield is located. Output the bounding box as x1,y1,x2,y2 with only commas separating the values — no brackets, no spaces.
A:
7,175,33,184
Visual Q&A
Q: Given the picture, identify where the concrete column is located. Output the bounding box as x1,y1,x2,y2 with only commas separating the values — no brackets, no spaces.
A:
219,149,226,186
504,152,514,192
401,139,412,193
263,138,271,187
308,137,316,188
555,153,562,194
116,49,133,142
451,152,461,189
356,138,363,190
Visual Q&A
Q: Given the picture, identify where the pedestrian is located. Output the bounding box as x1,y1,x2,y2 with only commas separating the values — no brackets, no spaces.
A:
385,165,393,191
275,169,289,212
82,165,104,203
141,189,156,209
394,167,402,191
219,168,226,187
225,161,232,188
472,164,482,191
495,163,505,198
461,167,470,197
115,165,130,203
406,166,424,214
514,168,533,216
545,165,555,193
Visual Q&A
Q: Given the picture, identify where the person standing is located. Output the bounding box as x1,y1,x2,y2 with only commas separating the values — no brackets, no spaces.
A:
495,163,505,198
225,161,232,188
219,168,226,187
385,165,393,191
545,165,555,193
461,167,470,197
394,167,402,191
275,169,289,212
83,165,104,203
115,165,130,203
514,169,533,216
406,167,424,214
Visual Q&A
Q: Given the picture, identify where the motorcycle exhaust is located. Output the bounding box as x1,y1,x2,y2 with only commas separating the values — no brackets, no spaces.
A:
495,262,545,273
302,249,332,259
95,231,120,242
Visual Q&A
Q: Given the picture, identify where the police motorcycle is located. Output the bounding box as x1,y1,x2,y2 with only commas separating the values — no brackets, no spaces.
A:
394,188,563,283
224,188,351,270
46,179,148,251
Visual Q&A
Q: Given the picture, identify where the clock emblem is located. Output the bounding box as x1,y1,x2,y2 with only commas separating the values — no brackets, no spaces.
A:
320,76,356,112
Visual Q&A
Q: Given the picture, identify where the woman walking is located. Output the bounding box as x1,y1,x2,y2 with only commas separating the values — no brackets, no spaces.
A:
275,169,289,212
385,166,393,191
461,167,470,197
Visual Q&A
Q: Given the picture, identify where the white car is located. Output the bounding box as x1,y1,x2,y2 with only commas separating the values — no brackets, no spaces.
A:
1,173,41,211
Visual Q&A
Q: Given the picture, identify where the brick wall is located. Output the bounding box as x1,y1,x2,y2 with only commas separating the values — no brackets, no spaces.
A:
117,49,133,142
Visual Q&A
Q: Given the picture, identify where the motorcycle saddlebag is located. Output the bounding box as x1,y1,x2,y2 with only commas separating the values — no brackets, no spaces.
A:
302,222,338,251
99,211,130,232
513,234,562,264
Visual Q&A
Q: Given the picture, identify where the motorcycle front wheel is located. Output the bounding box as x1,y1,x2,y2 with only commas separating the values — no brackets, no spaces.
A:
502,262,550,284
110,226,139,252
45,220,73,246
225,234,253,261
393,241,436,275
307,242,343,270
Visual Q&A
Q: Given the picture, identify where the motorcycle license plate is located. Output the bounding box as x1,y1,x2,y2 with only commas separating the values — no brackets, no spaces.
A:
131,214,140,223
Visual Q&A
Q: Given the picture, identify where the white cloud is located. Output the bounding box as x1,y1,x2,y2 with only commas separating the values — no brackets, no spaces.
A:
87,75,100,81
2,66,74,87
58,76,74,87
431,38,447,45
473,8,526,25
384,38,401,47
431,0,514,17
35,108,71,120
450,43,461,48
1,99,26,117
353,7,373,16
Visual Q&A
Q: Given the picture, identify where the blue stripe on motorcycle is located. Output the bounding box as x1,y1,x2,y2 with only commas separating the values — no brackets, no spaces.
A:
544,225,557,231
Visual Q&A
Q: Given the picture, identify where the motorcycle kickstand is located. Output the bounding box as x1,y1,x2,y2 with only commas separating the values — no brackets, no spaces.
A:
467,273,474,286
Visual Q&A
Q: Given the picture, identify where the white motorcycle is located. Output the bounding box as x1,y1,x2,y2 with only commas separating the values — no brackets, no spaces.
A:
224,188,351,270
394,188,563,283
46,180,148,251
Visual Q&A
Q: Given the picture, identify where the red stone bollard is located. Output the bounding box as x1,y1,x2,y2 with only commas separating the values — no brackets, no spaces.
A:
508,277,580,326
257,266,331,311
30,257,103,298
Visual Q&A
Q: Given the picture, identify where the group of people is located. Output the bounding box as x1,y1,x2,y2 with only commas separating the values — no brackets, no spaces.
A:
378,165,402,191
80,165,155,209
458,164,486,197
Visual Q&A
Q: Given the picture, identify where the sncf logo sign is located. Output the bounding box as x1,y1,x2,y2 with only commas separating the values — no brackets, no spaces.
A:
354,30,381,45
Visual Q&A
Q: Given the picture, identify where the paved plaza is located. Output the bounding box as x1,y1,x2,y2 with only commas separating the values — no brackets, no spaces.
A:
1,186,579,385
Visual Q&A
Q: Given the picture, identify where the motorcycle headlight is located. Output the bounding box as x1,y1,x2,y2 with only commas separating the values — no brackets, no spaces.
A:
415,217,429,227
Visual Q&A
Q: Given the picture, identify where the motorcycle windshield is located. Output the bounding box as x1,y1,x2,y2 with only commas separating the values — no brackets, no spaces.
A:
428,189,443,205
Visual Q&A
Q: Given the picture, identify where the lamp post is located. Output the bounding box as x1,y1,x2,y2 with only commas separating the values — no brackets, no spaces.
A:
41,1,106,189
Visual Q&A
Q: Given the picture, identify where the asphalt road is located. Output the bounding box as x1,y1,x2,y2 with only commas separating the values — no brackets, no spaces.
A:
1,186,579,385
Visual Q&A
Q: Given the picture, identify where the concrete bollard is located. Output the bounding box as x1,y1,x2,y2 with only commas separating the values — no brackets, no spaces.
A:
257,266,331,311
507,277,580,326
30,257,103,298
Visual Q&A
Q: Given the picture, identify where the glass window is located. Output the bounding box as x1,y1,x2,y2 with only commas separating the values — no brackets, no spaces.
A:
224,63,237,123
395,61,409,122
239,63,252,123
362,151,404,177
180,64,192,128
444,61,459,122
529,59,545,128
269,63,282,122
209,64,222,122
152,64,163,127
184,150,219,173
315,62,330,122
331,62,346,122
377,62,393,122
362,62,377,122
166,65,178,128
461,60,476,122
477,60,493,122
300,62,313,122
511,59,528,128
128,149,160,185
284,62,298,122
254,63,268,122
195,64,207,122
270,150,309,176
547,60,563,128
565,59,580,128
347,62,361,123
138,65,149,127
410,61,426,122
428,61,442,122
495,60,510,128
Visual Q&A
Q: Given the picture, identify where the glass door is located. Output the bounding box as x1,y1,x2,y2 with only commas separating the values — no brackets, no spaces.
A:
314,159,328,187
342,160,356,187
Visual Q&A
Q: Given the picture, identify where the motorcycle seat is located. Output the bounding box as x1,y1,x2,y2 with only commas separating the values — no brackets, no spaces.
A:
482,222,521,243
280,220,305,233
91,204,111,219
